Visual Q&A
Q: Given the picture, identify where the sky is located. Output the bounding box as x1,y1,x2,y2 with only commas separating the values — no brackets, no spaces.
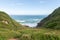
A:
0,0,60,15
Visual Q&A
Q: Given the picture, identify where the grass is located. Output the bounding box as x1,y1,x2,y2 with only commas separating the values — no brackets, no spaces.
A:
0,11,60,40
0,28,60,40
0,11,23,30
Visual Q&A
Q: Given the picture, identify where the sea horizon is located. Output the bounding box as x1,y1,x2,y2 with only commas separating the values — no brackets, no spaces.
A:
10,15,47,27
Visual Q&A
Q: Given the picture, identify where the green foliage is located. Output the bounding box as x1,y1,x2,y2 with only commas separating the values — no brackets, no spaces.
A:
37,7,60,29
0,10,60,40
0,27,60,40
47,23,57,28
0,11,23,30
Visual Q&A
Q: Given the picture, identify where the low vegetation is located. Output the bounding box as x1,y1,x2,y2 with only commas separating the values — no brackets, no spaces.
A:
0,11,24,30
0,7,60,40
0,28,60,40
37,7,60,29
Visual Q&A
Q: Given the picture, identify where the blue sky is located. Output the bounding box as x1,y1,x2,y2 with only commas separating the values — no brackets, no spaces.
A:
0,0,60,15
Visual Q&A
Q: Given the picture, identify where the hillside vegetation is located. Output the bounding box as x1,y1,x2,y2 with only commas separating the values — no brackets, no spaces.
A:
0,7,60,40
37,7,60,29
0,11,24,30
0,28,60,40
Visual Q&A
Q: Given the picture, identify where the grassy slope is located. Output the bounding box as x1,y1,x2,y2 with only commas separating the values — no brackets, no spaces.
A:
37,7,60,29
0,11,24,30
0,11,60,40
0,28,60,40
18,28,60,40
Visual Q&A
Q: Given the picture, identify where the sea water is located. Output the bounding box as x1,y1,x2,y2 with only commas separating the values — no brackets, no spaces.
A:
11,15,47,27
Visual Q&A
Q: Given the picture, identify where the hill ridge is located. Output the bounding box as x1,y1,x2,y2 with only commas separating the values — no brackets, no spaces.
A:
37,7,60,29
0,11,23,30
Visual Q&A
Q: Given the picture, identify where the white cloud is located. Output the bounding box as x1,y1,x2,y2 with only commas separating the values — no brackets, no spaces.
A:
0,7,51,15
6,10,51,15
9,2,24,6
40,1,45,3
15,3,24,6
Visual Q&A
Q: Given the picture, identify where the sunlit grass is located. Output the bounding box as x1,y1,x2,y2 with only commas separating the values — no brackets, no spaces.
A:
0,28,60,40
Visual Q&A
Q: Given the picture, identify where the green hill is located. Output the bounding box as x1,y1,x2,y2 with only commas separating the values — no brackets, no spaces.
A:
0,11,23,30
0,8,60,40
37,7,60,29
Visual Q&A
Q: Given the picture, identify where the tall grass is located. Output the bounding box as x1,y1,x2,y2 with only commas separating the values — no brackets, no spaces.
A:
0,28,60,40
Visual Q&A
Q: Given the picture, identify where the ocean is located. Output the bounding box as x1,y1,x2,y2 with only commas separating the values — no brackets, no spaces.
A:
10,15,47,27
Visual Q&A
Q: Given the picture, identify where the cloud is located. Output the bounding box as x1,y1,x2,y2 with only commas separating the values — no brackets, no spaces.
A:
9,3,24,6
40,1,45,3
0,6,51,15
15,3,24,6
6,10,51,15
